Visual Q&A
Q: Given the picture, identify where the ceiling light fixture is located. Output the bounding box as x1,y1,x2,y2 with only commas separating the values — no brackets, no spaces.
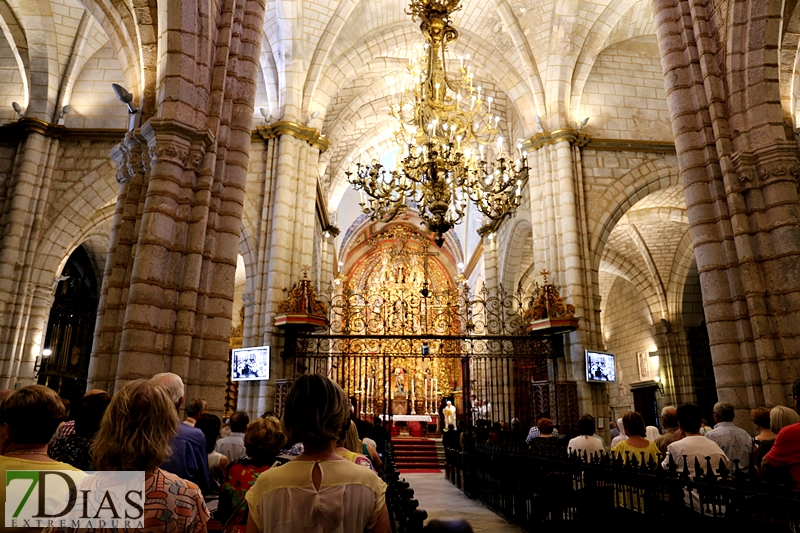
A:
346,0,528,247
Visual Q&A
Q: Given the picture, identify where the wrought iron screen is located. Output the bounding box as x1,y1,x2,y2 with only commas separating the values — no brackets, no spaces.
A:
286,283,569,429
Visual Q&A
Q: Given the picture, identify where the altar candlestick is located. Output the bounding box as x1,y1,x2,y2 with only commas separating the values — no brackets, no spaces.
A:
411,377,416,415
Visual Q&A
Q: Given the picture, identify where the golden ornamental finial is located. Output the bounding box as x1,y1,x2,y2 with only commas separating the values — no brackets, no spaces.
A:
539,269,550,284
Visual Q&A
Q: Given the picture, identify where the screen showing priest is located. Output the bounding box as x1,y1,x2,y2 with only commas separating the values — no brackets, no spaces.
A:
585,350,616,383
231,346,270,381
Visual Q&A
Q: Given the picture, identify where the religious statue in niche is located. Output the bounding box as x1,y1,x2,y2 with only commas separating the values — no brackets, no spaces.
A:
395,367,406,392
637,352,648,380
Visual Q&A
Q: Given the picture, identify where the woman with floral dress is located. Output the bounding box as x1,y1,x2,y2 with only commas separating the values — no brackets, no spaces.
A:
218,416,286,533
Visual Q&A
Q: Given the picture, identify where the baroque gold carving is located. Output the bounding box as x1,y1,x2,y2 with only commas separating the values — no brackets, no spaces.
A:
277,273,329,316
524,269,576,322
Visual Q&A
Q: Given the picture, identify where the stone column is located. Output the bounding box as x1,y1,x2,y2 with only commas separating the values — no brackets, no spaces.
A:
237,123,329,417
88,0,267,414
0,123,61,389
654,0,800,416
522,130,604,418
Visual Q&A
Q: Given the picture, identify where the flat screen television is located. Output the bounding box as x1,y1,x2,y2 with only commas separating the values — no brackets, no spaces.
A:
231,346,270,381
585,350,616,383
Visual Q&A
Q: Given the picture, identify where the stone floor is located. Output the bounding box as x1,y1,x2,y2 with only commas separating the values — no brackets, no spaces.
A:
403,473,524,532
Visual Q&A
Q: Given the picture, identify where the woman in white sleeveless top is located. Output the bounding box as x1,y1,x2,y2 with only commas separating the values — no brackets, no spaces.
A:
245,374,390,533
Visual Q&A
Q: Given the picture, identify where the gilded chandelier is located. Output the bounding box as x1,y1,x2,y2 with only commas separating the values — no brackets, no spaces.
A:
345,0,529,247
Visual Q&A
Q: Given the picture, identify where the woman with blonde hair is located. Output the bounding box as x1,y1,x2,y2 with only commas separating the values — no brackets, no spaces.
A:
245,374,390,533
335,420,375,471
91,379,209,532
218,416,286,533
771,405,800,434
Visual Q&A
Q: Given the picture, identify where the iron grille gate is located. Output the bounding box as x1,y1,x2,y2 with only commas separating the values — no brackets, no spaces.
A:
275,279,580,431
288,333,556,430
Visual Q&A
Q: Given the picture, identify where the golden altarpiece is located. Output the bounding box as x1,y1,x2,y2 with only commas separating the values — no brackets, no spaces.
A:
262,223,582,432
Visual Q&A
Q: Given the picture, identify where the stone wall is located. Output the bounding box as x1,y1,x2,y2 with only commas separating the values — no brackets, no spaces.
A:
603,276,658,420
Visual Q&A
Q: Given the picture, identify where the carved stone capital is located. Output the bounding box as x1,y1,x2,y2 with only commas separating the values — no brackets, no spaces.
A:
140,118,215,170
521,128,591,152
242,292,256,308
110,132,147,184
731,142,800,190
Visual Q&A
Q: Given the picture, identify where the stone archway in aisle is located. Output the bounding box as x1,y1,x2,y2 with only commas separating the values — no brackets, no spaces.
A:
38,244,100,402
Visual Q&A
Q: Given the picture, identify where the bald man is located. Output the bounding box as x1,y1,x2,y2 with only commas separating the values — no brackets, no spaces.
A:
654,406,680,456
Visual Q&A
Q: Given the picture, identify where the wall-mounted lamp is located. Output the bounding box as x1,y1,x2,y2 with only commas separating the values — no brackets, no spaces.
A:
112,83,141,130
259,107,271,124
323,231,331,239
42,348,52,358
487,232,495,241
111,84,139,114
58,105,72,125
653,375,665,395
578,116,590,131
11,102,23,118
306,111,319,127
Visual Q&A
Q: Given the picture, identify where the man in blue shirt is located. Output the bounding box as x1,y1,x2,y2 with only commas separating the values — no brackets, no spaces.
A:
152,372,210,494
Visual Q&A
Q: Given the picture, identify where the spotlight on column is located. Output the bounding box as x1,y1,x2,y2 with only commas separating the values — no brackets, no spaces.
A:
324,230,331,239
578,116,590,131
488,232,495,241
58,105,72,125
457,262,464,271
306,111,319,127
259,107,271,124
111,83,139,114
42,348,52,357
11,102,23,118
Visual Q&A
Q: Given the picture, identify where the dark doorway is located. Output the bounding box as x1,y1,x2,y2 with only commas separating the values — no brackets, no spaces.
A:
631,385,659,428
687,320,718,423
38,245,99,403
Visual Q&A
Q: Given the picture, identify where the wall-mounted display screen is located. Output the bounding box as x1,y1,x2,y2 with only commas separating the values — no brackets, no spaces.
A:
231,346,270,381
585,350,616,383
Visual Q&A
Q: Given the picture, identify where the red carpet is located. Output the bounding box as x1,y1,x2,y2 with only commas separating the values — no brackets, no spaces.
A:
399,468,442,474
392,437,440,470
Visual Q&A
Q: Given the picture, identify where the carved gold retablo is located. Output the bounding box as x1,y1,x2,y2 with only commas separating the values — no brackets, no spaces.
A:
274,273,329,331
525,270,579,335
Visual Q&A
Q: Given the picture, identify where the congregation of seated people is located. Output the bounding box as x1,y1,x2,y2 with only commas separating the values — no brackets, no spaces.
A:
518,377,800,494
4,376,800,531
0,373,391,533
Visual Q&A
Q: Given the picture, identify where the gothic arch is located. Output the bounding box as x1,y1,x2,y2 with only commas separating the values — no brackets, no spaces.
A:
588,154,680,272
665,229,696,327
77,0,152,117
313,23,538,132
32,158,118,289
569,0,639,123
500,218,533,290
